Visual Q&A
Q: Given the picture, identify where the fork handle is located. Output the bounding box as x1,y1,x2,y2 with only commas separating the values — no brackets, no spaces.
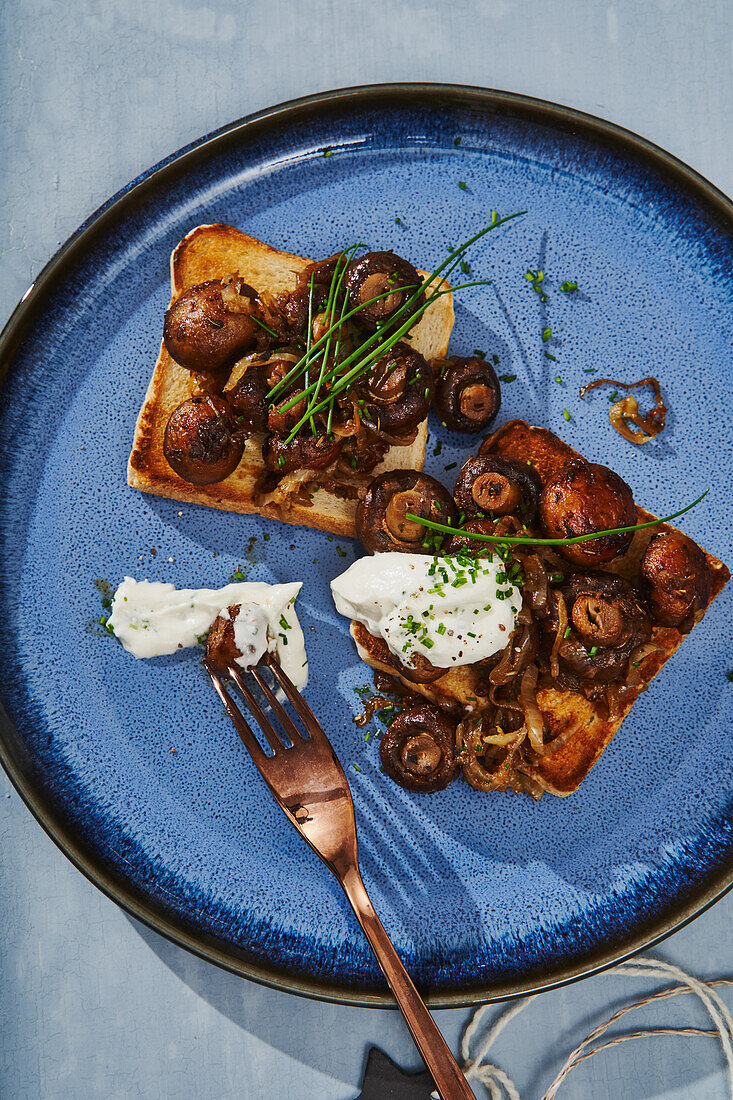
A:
338,866,476,1100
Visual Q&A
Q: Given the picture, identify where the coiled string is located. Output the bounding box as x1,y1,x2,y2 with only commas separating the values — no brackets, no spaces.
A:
430,957,733,1099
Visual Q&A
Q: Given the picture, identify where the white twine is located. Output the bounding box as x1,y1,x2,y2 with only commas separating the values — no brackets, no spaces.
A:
430,956,733,1100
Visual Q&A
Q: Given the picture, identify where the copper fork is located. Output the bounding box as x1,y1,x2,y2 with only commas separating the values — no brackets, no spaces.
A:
204,651,475,1100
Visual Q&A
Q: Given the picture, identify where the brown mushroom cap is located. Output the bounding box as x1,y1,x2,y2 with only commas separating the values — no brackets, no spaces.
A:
163,395,244,485
343,251,425,331
379,704,459,792
356,343,434,435
453,455,542,523
356,470,458,554
442,515,526,558
206,605,243,667
263,430,342,473
434,357,502,433
539,460,636,565
550,572,651,683
163,278,260,373
227,361,269,432
275,282,330,341
639,531,711,628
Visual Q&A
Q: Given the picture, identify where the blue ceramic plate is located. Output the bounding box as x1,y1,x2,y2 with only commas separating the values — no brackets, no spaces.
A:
1,86,731,1007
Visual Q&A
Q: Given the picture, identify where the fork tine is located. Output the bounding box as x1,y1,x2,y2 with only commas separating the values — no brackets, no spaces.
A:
263,653,325,741
249,665,304,743
203,659,268,765
226,662,286,753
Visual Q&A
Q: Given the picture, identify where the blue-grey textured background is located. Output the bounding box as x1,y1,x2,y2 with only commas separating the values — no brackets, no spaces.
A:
1,2,731,1097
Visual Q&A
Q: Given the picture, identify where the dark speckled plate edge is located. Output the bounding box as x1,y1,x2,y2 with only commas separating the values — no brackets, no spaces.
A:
1,83,732,1008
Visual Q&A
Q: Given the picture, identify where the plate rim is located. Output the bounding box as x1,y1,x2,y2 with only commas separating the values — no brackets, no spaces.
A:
1,82,732,1009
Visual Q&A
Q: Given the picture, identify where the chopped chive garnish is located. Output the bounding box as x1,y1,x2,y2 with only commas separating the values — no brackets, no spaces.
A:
458,181,467,190
498,373,517,383
545,352,557,362
323,148,333,157
542,328,552,342
563,409,571,421
560,281,578,292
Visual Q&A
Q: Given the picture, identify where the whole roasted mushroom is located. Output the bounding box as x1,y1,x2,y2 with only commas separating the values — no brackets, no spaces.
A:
539,460,636,566
434,356,501,433
379,704,459,792
356,470,457,554
343,251,424,331
163,278,261,373
453,455,542,523
263,430,342,473
639,531,711,629
552,572,651,683
356,344,434,435
163,395,244,485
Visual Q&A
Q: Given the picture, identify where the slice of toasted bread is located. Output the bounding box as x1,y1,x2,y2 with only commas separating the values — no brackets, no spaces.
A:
352,420,730,796
128,224,454,537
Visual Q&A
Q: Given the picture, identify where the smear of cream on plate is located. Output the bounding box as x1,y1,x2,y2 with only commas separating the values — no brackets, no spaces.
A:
107,578,307,688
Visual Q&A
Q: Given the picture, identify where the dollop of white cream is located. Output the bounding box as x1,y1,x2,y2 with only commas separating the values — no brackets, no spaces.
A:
331,553,521,670
107,578,307,688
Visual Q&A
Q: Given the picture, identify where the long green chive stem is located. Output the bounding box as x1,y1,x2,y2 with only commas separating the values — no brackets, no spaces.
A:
283,280,491,439
279,258,494,423
304,274,316,433
287,221,519,426
318,247,360,432
268,211,524,409
267,282,420,400
283,276,496,437
405,490,709,547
